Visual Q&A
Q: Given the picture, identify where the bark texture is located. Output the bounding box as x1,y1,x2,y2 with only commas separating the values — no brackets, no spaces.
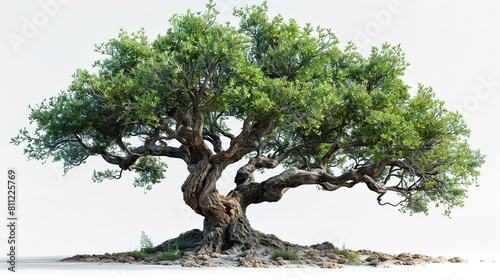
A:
179,156,293,254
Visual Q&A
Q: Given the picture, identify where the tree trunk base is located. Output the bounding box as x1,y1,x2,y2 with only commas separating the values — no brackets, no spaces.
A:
156,228,304,257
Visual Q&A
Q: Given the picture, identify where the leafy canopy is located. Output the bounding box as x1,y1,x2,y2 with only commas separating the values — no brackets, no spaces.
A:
12,1,484,216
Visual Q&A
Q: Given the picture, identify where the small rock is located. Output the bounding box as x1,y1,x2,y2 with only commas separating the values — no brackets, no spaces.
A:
369,259,381,266
314,242,335,251
365,254,379,262
396,253,412,261
412,254,427,260
337,258,348,264
448,257,464,263
115,254,135,263
377,253,394,262
274,256,286,265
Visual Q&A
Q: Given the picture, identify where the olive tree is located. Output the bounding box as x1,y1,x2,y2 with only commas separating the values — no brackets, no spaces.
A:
12,2,484,254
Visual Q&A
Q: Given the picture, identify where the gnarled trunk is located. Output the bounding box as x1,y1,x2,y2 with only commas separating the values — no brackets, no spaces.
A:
180,159,289,254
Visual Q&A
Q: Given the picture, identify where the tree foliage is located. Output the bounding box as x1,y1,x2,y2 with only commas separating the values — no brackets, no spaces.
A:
12,1,484,217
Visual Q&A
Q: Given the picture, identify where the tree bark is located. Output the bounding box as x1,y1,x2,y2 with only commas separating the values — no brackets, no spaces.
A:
180,158,290,254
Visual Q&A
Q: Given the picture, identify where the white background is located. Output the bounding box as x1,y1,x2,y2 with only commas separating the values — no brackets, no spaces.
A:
1,0,499,258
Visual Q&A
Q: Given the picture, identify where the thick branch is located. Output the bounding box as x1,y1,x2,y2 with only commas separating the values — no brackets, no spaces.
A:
145,139,190,163
98,137,189,171
318,181,356,191
229,157,390,208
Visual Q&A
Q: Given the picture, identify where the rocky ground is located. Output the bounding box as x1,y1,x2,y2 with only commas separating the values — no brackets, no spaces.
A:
61,241,465,269
60,249,465,269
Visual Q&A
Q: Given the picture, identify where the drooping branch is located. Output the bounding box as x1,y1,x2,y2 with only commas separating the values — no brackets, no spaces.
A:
377,186,412,207
371,163,430,209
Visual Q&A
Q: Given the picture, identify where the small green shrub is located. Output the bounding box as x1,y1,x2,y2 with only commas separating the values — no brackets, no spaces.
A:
157,249,181,261
140,231,154,251
127,250,148,260
334,248,361,260
271,248,299,260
